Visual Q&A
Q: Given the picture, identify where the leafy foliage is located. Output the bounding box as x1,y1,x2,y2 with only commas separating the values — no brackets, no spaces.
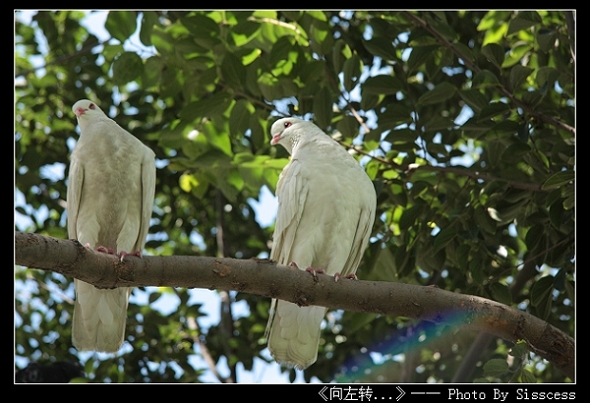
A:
15,10,574,383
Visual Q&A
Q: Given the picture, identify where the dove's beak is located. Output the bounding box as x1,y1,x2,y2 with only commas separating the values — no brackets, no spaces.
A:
74,107,86,117
271,132,282,145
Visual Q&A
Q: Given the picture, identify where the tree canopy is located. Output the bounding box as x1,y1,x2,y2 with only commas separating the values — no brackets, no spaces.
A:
15,10,575,383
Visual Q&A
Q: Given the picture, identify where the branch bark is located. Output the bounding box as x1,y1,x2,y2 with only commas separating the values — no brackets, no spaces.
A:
15,231,574,380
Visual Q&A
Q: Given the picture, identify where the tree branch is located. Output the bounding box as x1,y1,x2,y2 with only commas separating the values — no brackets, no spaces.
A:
15,231,574,380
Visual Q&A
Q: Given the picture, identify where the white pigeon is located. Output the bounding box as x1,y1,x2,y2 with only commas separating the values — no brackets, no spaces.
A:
265,117,377,370
67,99,156,353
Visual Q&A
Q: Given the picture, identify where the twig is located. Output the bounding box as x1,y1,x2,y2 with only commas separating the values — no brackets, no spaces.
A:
215,190,237,383
337,139,546,192
16,39,109,77
186,316,231,383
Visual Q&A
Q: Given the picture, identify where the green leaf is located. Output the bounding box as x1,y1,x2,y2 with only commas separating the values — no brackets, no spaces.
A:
229,100,252,137
502,44,533,68
520,369,537,383
458,89,489,113
148,291,163,304
309,21,332,56
270,35,295,67
490,283,512,305
510,65,534,89
453,42,475,64
150,26,175,57
423,15,457,40
221,52,247,90
530,275,554,320
477,102,510,121
521,90,544,108
469,254,484,283
525,223,546,253
502,141,531,161
369,247,399,282
181,14,220,40
508,12,541,35
474,207,497,234
112,52,144,86
180,92,233,123
509,340,529,358
407,45,438,73
362,37,397,60
482,43,505,68
313,86,333,129
201,120,233,157
417,82,456,105
139,11,158,46
385,128,419,143
535,66,559,90
142,56,163,88
455,244,470,271
378,104,412,127
105,11,137,43
424,115,454,132
548,197,566,230
483,358,510,377
537,28,556,52
298,60,325,83
336,115,359,139
542,170,574,190
432,228,458,253
399,205,423,231
362,75,402,95
332,39,351,73
472,70,500,89
342,54,362,92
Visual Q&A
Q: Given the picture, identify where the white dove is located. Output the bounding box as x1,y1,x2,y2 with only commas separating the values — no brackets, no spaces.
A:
265,117,377,370
67,99,156,353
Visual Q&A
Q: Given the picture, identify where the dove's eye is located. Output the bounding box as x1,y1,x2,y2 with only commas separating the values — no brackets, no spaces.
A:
284,122,292,128
89,103,96,110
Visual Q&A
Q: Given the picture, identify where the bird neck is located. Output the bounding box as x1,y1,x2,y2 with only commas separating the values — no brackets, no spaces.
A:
77,118,91,133
286,129,303,155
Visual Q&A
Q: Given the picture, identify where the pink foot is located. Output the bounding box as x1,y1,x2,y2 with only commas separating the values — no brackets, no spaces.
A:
95,245,116,255
334,272,358,282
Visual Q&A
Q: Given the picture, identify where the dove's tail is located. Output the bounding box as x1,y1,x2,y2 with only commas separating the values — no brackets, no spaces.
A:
266,300,327,370
72,280,130,353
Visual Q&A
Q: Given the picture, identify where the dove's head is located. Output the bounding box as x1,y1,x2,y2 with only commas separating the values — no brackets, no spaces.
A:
270,117,315,155
72,99,106,122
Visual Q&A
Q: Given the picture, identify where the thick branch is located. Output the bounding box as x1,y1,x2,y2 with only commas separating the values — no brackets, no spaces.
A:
15,231,574,380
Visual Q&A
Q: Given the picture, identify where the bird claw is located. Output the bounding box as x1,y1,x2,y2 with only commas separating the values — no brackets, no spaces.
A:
90,246,142,262
334,272,358,282
305,267,325,279
118,250,142,262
